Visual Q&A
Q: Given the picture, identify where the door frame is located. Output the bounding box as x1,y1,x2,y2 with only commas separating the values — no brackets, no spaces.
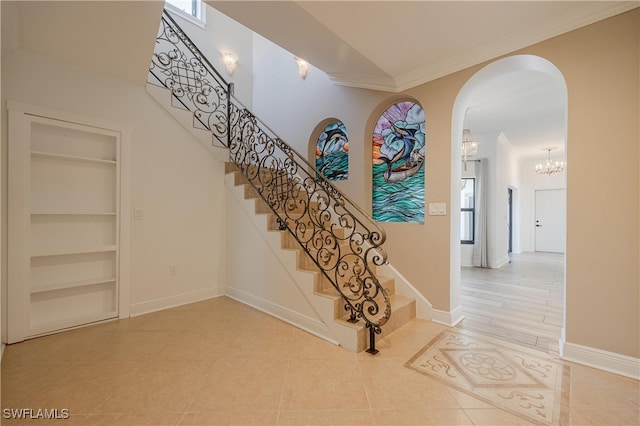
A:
450,54,567,352
7,100,131,343
507,187,513,254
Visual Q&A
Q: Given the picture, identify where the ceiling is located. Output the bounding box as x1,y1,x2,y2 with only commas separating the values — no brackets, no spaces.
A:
209,1,638,160
1,1,164,85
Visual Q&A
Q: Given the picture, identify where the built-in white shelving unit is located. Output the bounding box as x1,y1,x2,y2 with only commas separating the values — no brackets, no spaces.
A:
8,102,130,342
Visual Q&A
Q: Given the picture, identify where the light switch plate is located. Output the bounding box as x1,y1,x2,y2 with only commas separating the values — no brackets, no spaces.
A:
428,202,446,216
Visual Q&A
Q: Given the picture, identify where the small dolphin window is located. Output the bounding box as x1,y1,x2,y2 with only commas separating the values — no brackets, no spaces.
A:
372,101,425,223
315,121,349,182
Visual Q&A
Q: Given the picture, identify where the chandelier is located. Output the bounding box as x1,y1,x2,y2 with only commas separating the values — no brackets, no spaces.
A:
535,147,565,175
462,129,479,171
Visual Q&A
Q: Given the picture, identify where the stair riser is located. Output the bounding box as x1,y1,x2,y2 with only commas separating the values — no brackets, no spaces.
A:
379,298,416,338
224,163,415,353
314,274,339,297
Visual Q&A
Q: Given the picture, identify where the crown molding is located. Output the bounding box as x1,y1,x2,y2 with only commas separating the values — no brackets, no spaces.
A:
328,2,639,93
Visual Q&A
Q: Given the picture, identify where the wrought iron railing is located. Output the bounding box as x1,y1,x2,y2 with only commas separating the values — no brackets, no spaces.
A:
148,9,390,353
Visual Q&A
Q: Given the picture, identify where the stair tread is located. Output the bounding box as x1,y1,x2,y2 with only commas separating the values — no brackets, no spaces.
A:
389,293,414,305
225,153,415,352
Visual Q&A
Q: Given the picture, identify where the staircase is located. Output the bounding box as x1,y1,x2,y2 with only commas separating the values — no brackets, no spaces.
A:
146,8,417,353
224,162,416,351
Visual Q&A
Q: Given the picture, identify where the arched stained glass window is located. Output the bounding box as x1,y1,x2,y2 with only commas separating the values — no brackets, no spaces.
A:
315,121,349,181
372,101,425,223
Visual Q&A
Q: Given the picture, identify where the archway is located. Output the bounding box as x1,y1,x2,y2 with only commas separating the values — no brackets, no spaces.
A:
450,54,568,354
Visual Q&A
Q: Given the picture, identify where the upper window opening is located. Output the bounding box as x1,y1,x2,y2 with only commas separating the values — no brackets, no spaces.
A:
165,0,206,26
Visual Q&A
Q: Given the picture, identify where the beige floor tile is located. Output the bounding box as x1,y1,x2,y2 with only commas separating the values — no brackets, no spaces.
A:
463,408,537,425
218,328,296,359
277,409,374,425
287,329,357,360
570,364,640,411
280,359,369,410
372,408,473,425
79,412,182,425
360,357,461,410
569,408,640,425
1,335,81,367
11,377,117,415
132,309,208,332
89,330,183,362
1,362,73,408
179,410,279,425
0,413,87,426
159,330,235,361
94,360,210,413
188,358,288,411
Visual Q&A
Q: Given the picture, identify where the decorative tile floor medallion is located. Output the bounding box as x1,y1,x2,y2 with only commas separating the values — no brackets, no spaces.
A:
405,329,570,425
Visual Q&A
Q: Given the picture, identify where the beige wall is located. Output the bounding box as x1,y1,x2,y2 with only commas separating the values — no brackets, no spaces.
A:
544,9,638,358
251,9,638,358
389,9,638,358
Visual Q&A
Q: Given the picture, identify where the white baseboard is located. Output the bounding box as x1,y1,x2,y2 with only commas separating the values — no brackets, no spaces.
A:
558,327,566,357
562,342,640,380
491,256,511,269
225,286,338,346
432,305,465,327
129,286,225,317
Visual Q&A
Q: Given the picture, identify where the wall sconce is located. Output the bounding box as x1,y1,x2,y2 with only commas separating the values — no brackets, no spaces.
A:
221,51,238,75
294,56,309,79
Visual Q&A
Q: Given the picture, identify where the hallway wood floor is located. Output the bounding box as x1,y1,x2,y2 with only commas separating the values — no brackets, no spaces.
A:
458,251,564,356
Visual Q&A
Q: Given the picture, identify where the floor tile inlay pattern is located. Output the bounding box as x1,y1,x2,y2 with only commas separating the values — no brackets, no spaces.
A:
406,329,570,426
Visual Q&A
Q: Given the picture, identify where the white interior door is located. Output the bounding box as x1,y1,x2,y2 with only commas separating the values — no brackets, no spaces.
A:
535,189,566,253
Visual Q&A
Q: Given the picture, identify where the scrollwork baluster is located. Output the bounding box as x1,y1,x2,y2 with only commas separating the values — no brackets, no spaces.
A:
149,8,391,354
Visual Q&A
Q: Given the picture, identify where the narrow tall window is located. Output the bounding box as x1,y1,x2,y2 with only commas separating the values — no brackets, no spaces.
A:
461,178,475,244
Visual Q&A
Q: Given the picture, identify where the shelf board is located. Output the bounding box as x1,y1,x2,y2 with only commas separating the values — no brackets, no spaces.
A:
31,150,116,165
31,278,116,294
31,245,117,258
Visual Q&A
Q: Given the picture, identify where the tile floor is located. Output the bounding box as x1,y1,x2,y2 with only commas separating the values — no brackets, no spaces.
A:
2,296,638,425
